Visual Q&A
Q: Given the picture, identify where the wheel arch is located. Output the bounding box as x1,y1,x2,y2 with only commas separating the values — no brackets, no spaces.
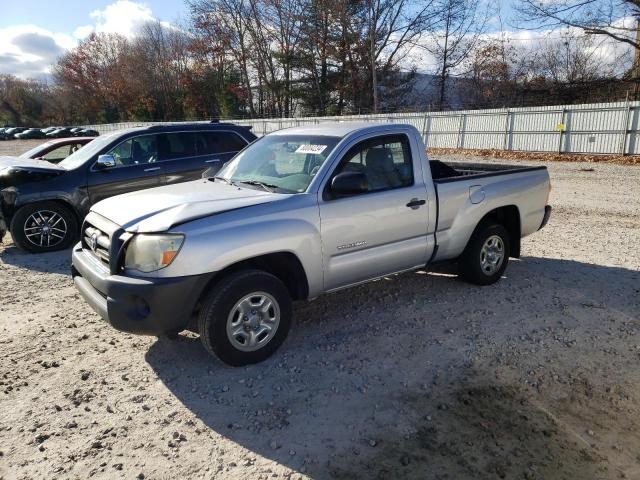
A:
12,197,81,228
469,205,521,258
189,251,310,328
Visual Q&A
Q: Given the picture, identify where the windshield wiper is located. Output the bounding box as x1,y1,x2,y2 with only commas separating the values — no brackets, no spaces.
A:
237,180,279,192
211,176,231,184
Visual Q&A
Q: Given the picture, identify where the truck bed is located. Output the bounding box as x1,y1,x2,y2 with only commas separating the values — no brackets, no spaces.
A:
429,160,546,183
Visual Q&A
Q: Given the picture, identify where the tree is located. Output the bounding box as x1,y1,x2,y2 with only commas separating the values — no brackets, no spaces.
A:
424,0,489,109
54,33,132,122
188,0,257,116
515,0,640,50
362,0,440,112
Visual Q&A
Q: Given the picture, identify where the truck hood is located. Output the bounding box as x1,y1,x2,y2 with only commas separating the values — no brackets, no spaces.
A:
91,179,287,232
0,155,65,173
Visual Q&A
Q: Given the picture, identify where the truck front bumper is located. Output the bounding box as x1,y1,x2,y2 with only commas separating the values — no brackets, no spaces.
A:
71,244,214,335
539,205,552,230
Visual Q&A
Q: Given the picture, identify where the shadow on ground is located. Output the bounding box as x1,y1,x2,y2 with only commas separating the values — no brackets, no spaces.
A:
142,256,638,478
0,240,71,275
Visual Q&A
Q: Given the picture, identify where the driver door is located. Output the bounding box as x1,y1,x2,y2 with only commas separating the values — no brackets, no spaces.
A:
87,134,165,205
318,134,430,290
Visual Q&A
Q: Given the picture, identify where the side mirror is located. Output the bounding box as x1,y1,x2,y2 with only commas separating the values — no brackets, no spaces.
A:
330,171,368,196
95,154,116,170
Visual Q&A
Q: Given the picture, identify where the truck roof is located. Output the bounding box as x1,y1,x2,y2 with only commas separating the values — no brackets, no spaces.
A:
269,122,416,137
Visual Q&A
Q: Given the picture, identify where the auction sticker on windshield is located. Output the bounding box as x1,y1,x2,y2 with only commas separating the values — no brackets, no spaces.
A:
295,144,327,155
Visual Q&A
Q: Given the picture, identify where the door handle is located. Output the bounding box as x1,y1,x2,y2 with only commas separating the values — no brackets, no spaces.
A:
205,158,221,163
406,198,426,209
144,167,161,172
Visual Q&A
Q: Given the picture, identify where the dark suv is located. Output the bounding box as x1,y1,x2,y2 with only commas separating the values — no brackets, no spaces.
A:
0,123,256,252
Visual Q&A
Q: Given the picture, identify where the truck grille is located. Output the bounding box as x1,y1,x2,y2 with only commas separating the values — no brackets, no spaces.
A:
81,212,124,273
83,223,111,265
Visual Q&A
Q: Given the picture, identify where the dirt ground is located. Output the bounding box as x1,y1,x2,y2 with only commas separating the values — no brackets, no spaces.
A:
0,148,639,480
0,139,43,158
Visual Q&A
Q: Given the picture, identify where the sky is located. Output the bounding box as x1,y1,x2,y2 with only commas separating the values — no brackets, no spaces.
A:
0,0,632,81
0,0,188,80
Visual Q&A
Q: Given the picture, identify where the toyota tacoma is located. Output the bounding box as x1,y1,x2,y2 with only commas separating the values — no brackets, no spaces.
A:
72,123,552,365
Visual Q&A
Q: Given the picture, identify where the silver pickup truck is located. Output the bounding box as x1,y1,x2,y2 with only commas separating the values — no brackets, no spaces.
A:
72,123,551,365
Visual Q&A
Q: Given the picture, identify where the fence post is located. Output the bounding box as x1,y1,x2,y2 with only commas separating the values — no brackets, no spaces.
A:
456,114,465,148
557,108,566,154
502,108,510,151
620,98,631,155
421,113,428,144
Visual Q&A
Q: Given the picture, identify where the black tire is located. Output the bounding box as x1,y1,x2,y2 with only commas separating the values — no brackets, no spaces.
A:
10,201,78,253
458,223,510,286
198,269,292,366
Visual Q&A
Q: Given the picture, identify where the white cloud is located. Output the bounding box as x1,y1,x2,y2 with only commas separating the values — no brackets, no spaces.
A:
89,1,172,38
0,25,75,80
0,1,172,79
74,25,95,40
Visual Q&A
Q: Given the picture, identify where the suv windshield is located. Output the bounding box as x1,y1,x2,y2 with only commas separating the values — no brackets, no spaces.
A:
216,134,341,193
58,132,118,170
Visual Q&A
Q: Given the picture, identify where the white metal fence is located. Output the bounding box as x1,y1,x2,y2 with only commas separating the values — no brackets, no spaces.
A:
84,100,640,155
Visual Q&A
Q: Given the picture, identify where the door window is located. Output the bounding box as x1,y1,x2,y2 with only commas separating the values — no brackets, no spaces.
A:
199,131,247,155
105,135,158,167
329,135,413,194
40,145,74,163
157,133,196,161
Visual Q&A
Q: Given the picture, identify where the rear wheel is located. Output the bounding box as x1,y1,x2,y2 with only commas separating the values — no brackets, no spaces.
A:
459,223,510,286
198,270,292,366
10,202,78,253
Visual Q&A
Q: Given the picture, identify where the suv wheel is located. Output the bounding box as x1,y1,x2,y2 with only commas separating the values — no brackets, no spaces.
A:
459,223,510,286
198,270,292,366
10,202,78,253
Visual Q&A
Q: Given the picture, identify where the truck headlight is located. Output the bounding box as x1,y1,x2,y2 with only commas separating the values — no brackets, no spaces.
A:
124,234,184,273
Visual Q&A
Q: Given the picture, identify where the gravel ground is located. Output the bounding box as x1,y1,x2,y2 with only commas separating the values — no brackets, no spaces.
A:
1,152,639,480
0,139,43,157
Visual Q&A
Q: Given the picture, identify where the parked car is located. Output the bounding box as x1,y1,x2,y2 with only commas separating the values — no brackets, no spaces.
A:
75,128,99,137
19,137,94,163
0,123,256,252
0,128,9,140
46,127,75,139
71,123,552,366
4,127,27,138
15,128,46,140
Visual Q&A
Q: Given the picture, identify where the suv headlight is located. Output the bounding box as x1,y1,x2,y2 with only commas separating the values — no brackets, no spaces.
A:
124,234,184,273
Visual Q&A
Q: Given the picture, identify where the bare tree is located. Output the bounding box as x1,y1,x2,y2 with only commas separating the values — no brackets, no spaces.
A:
515,0,640,50
362,0,440,113
423,0,490,108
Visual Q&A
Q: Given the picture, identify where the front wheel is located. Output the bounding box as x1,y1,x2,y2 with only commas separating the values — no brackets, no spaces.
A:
198,270,292,366
10,202,78,253
459,223,510,286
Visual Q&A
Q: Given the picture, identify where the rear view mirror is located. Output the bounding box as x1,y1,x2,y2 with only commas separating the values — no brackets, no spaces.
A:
95,154,116,170
331,171,368,196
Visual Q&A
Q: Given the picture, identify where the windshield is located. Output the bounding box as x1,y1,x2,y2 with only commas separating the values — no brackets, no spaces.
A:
216,134,341,193
19,142,54,159
58,132,117,169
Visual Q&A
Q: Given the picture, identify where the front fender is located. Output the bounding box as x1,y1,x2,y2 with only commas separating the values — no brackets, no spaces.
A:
139,202,324,297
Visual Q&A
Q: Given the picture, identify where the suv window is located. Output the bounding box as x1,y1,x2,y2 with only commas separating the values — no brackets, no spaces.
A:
40,144,78,163
105,134,158,166
154,131,246,159
158,132,196,160
199,131,247,155
331,134,413,193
